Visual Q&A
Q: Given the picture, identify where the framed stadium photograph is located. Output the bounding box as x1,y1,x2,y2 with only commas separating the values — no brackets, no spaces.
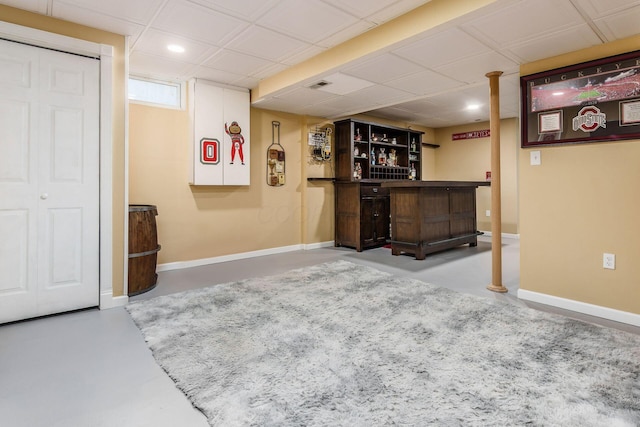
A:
521,50,640,147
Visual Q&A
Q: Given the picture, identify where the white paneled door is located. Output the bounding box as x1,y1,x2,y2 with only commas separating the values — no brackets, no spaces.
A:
0,39,100,324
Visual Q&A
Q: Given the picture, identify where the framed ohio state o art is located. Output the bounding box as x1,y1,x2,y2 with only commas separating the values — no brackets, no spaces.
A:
521,50,640,148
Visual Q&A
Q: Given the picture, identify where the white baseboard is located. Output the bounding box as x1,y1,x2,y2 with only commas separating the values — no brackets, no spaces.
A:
518,289,640,327
100,292,128,309
302,240,334,250
479,231,520,239
158,243,336,272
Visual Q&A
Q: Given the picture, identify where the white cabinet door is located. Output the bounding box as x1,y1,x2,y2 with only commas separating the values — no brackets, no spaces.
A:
189,79,250,186
0,39,100,323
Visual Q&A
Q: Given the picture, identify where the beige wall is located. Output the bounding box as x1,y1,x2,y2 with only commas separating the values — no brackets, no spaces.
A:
0,5,127,296
434,119,519,234
129,103,336,267
519,35,640,315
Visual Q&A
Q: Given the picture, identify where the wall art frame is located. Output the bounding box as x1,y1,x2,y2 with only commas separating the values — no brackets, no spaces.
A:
521,50,640,148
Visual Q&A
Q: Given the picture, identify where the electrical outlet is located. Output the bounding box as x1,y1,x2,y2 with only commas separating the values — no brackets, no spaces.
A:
485,210,490,217
603,253,615,270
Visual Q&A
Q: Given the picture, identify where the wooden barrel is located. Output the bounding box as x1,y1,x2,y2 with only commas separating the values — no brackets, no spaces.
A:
128,205,161,296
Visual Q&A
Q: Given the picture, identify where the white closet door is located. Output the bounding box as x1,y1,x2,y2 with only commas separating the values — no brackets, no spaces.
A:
0,39,100,323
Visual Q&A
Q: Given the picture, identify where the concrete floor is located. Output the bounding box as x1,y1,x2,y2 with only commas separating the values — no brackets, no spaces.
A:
1,236,637,426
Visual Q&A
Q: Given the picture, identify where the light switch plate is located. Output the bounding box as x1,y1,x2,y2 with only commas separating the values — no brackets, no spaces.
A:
530,151,541,166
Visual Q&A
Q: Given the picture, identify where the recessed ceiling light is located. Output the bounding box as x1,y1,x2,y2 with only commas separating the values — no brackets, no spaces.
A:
552,91,564,96
466,104,480,111
167,44,185,53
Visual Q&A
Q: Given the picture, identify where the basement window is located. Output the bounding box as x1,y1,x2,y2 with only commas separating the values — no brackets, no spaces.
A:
128,76,185,110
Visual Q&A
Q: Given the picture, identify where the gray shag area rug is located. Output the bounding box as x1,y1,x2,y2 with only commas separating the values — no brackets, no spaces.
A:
126,260,640,426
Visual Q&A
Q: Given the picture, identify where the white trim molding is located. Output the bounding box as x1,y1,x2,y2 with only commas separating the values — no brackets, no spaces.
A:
303,241,335,250
478,231,520,239
158,245,304,272
518,289,640,327
158,243,336,272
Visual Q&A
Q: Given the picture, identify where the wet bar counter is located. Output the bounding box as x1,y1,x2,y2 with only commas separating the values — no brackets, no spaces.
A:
381,181,490,260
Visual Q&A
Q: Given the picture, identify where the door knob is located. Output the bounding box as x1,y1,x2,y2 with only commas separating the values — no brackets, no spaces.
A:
40,193,48,200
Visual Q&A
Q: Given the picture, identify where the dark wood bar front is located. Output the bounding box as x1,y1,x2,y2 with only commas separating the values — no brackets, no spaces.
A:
382,181,490,260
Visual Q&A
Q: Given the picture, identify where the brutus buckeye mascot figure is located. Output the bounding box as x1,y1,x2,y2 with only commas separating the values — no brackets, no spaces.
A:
225,121,245,165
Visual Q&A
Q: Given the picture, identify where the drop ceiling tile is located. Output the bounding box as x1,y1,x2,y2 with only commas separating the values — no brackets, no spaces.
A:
151,0,249,46
594,8,640,40
229,75,260,90
390,98,439,115
316,20,376,48
367,106,423,123
313,94,376,113
321,0,401,19
393,28,491,68
363,0,432,25
256,0,359,44
385,70,464,96
203,50,276,77
51,1,145,38
281,45,326,66
274,86,339,106
187,0,280,21
129,51,196,81
250,62,289,79
467,0,585,47
342,53,426,84
1,0,47,14
434,51,519,84
191,66,248,86
54,0,165,24
226,25,311,62
134,28,218,63
349,84,414,105
505,24,602,63
573,0,640,18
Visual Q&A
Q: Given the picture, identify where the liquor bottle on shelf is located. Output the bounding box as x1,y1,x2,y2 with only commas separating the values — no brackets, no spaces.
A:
355,128,362,141
354,163,362,180
409,163,417,180
371,148,375,165
378,147,387,166
411,138,417,152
